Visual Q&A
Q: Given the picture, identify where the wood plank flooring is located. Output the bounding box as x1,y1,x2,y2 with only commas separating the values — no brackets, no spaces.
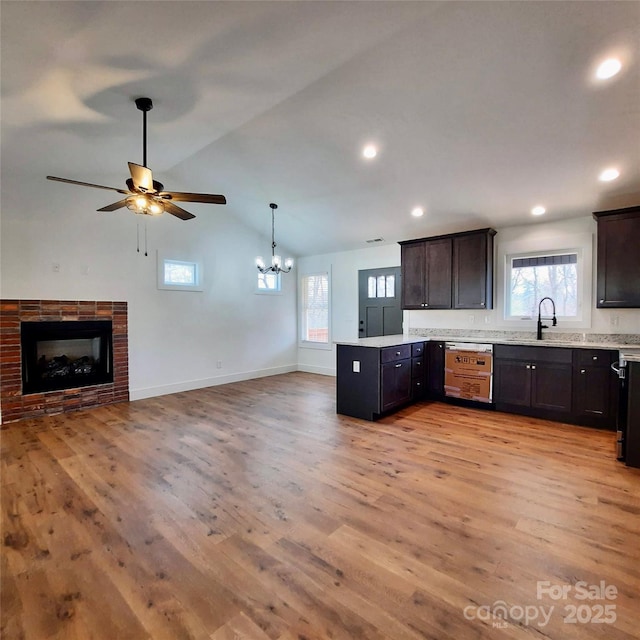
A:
2,372,639,639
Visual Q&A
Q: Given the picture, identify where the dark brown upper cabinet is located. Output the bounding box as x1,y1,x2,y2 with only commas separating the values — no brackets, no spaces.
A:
400,228,496,310
593,206,640,308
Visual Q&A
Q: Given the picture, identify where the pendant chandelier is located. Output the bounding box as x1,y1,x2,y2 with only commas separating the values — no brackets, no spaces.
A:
256,203,293,274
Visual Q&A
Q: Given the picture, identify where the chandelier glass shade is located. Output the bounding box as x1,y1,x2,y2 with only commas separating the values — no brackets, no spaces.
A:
256,203,293,274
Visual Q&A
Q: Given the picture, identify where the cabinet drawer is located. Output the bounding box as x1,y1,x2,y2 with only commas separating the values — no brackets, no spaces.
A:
412,342,425,357
381,344,412,363
573,349,615,368
411,356,425,378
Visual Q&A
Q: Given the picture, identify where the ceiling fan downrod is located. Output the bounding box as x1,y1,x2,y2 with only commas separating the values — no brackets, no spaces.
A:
135,97,153,168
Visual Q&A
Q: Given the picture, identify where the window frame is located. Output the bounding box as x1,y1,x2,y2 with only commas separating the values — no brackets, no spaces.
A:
157,252,204,292
497,232,593,329
299,270,331,350
255,271,282,295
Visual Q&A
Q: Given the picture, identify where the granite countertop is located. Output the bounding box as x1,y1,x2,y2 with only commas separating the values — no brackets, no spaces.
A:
336,334,640,351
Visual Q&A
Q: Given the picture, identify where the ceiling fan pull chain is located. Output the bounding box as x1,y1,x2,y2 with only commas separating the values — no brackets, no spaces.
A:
136,221,140,253
144,219,148,257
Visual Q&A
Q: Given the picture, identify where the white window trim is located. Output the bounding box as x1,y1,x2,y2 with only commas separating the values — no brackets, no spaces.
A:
255,271,283,295
497,232,592,329
299,269,332,350
157,251,204,292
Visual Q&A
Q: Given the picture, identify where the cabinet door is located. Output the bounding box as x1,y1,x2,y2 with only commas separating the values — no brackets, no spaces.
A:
425,238,452,309
401,242,426,309
531,363,572,413
381,359,412,412
426,341,445,396
595,209,640,308
494,360,531,407
453,231,494,309
573,366,612,419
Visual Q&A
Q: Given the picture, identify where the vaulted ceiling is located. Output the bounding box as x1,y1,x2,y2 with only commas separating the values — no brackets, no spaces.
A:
2,1,639,256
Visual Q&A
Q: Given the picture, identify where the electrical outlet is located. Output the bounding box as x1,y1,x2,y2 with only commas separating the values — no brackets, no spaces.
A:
484,315,491,324
610,315,619,327
216,360,222,369
468,314,475,324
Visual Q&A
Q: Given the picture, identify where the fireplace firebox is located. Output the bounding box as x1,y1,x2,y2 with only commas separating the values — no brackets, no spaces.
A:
21,320,114,394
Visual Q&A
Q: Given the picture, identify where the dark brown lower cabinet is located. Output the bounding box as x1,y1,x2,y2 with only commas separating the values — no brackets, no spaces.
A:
426,341,445,397
337,343,414,421
494,345,573,420
572,349,618,428
495,344,618,428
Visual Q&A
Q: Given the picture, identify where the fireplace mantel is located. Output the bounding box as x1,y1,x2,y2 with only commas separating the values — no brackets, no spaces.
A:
0,300,129,424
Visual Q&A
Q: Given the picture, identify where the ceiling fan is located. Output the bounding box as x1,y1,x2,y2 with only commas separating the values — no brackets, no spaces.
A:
46,97,226,221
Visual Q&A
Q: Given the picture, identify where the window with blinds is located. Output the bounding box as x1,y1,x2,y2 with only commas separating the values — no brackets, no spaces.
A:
507,251,579,318
300,273,329,345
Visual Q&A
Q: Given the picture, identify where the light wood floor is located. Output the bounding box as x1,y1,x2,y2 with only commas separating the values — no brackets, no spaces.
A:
2,372,639,640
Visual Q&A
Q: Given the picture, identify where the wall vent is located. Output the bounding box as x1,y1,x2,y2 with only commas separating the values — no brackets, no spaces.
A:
366,237,384,243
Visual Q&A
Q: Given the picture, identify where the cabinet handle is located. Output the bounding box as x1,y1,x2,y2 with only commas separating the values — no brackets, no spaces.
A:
396,351,401,356
425,303,429,307
592,356,598,361
600,299,604,304
526,364,531,369
480,302,485,307
395,363,402,368
439,344,443,349
531,365,536,370
581,369,586,374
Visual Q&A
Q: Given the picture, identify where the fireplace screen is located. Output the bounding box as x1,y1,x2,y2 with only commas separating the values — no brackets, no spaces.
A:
21,321,113,394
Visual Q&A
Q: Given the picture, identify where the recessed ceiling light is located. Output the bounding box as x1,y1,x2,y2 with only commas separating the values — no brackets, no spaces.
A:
596,58,622,80
599,168,620,182
531,206,546,216
411,207,424,217
362,145,377,159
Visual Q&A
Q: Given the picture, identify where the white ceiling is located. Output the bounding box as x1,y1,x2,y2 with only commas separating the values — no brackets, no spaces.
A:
2,1,639,257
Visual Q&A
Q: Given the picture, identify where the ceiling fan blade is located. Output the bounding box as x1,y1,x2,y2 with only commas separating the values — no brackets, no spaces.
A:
47,176,128,194
160,191,227,205
163,201,196,221
97,199,129,212
128,162,154,192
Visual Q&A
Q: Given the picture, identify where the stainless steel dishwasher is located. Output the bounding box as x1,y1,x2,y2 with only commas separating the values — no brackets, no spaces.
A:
444,342,493,404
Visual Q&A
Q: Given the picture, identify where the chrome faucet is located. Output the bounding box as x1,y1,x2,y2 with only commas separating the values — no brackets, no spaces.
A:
537,297,557,340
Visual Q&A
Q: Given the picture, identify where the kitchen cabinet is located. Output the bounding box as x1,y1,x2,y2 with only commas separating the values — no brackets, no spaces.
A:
336,343,413,420
401,238,452,309
453,230,496,309
400,229,495,310
494,345,572,417
593,206,640,308
411,342,426,400
380,345,412,412
426,340,445,397
572,349,618,428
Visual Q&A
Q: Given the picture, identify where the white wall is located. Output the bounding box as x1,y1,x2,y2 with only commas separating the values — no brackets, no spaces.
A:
297,215,640,376
297,243,401,376
0,178,297,399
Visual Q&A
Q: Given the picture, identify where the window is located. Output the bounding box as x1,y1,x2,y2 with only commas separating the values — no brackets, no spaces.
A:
367,274,395,298
507,251,579,318
300,272,330,347
157,253,203,291
257,271,281,293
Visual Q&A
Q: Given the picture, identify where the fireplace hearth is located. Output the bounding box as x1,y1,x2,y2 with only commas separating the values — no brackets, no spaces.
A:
21,320,114,394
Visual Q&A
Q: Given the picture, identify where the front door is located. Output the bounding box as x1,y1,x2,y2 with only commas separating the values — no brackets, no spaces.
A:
358,267,403,338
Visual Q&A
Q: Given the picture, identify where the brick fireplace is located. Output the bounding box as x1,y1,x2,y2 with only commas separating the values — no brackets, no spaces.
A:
0,300,129,424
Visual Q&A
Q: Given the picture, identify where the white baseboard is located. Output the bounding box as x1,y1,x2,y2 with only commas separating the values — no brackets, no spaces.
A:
297,364,336,376
130,364,298,400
